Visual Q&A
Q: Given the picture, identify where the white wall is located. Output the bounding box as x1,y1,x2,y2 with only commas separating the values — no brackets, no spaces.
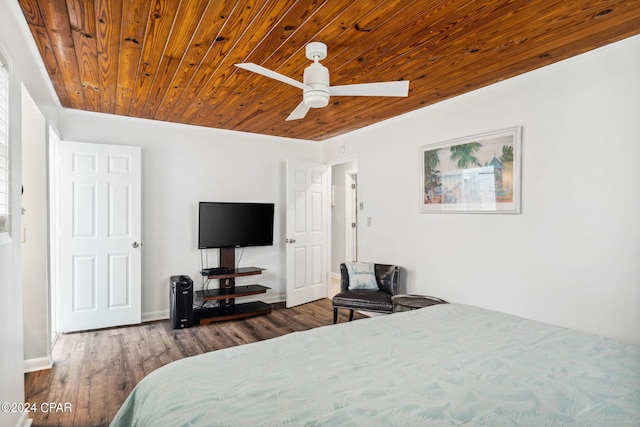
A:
59,111,320,319
0,43,25,427
322,35,640,344
0,0,61,425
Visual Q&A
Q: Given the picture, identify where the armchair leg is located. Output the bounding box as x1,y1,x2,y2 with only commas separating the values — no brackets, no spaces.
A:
348,310,354,322
333,308,338,324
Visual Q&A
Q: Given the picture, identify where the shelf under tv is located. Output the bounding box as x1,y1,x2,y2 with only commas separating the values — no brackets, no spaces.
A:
200,267,265,280
196,284,270,300
193,301,272,324
195,248,271,324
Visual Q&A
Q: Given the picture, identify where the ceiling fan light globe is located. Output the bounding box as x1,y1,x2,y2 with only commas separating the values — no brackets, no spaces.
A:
304,92,329,108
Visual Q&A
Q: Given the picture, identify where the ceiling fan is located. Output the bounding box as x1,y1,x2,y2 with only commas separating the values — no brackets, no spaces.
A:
235,42,410,121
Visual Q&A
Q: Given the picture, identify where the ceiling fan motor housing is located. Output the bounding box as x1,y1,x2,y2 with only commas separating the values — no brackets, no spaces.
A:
303,62,330,108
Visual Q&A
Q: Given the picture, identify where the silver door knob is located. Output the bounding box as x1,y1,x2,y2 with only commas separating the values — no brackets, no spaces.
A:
285,238,296,243
132,242,141,248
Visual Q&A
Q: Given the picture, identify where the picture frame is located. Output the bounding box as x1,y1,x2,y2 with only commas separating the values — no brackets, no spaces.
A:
421,126,522,214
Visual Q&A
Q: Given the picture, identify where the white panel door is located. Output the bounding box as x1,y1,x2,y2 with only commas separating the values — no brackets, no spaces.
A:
58,141,141,332
286,159,329,308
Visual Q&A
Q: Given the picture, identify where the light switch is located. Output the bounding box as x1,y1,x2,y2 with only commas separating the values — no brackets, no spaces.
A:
367,217,372,227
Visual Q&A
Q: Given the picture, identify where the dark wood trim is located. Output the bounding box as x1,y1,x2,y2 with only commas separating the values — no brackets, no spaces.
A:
219,247,235,271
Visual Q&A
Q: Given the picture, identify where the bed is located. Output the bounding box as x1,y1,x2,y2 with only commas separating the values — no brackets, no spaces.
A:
110,304,640,426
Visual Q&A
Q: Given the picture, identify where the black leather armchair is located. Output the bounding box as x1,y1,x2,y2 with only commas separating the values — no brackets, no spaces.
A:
332,263,400,323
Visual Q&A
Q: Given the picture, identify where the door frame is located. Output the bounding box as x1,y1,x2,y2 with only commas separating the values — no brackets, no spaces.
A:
21,86,54,372
326,155,359,297
344,169,358,263
47,125,60,348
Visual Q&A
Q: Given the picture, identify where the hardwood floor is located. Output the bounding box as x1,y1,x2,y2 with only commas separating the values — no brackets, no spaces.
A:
24,299,364,427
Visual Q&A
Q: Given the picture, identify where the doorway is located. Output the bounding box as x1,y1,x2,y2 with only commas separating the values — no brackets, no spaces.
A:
345,170,358,263
21,85,52,371
329,160,358,297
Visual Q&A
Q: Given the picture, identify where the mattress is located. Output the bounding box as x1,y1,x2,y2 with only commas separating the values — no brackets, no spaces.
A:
110,304,640,426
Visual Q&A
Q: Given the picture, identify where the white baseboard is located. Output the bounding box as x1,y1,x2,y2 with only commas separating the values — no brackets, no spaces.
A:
142,309,169,323
17,412,32,427
24,355,52,373
261,292,285,304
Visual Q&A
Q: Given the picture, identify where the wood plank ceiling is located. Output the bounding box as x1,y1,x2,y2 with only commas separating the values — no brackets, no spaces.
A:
17,0,640,141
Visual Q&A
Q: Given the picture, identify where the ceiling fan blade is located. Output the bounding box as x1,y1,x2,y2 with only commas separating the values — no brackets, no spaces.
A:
235,63,310,91
329,80,409,97
286,101,310,121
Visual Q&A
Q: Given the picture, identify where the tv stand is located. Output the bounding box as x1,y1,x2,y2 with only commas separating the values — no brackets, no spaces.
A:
193,248,272,324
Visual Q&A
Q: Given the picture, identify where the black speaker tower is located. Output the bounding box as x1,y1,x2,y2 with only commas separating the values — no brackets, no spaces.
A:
170,275,193,328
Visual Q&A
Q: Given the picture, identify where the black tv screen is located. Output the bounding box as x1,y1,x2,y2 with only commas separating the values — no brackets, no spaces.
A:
198,202,274,249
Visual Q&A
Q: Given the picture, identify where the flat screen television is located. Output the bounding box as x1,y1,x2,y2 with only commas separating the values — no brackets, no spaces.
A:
198,202,275,249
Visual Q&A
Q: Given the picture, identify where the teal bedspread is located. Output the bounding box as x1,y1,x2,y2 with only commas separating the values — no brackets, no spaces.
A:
111,304,640,426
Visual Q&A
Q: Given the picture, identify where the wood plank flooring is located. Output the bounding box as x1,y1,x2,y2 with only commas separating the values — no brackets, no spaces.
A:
24,299,365,427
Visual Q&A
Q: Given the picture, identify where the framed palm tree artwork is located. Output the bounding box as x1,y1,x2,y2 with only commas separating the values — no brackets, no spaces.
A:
421,127,522,213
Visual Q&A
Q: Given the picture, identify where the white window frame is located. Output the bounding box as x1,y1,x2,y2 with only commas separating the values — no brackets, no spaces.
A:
0,49,11,244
